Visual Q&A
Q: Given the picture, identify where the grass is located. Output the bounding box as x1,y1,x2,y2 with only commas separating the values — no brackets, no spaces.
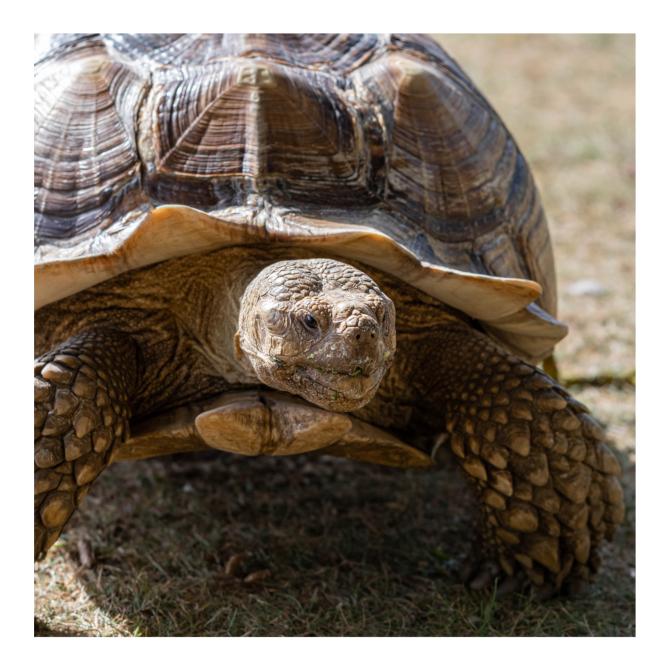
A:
35,449,635,637
34,35,635,636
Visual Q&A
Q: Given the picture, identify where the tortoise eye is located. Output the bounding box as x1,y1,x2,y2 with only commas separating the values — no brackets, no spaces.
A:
303,313,318,330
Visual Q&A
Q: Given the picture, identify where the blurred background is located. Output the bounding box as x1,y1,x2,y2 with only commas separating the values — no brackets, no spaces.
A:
35,34,635,636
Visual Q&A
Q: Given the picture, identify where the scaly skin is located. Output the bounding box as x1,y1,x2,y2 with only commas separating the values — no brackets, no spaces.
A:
383,317,625,592
34,330,138,560
34,248,396,418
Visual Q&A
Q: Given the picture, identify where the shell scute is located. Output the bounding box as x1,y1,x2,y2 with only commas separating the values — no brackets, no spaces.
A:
353,53,518,242
143,60,368,208
100,33,385,72
34,39,149,245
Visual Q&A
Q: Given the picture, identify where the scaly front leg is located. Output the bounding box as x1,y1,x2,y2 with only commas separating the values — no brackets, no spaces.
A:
34,330,139,560
410,321,625,592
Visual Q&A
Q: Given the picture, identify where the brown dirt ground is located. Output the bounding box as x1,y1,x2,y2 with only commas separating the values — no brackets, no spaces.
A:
34,34,635,637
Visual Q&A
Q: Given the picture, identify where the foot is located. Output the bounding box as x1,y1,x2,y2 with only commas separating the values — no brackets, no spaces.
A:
435,325,624,591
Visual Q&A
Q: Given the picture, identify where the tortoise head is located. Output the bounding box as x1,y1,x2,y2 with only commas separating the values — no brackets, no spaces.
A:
235,259,396,412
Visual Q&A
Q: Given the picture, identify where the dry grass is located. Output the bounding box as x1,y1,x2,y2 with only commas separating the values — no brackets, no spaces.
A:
34,450,635,637
34,35,635,637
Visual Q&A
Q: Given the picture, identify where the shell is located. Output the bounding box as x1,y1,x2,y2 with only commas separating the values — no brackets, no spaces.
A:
113,389,431,468
34,34,566,361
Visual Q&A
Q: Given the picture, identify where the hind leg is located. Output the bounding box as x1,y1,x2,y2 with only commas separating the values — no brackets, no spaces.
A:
34,330,138,560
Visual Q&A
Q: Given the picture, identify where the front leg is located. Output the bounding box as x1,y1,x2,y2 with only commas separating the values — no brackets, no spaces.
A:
414,322,625,592
34,330,139,560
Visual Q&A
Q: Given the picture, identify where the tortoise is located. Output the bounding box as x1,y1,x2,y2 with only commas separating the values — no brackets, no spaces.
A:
34,33,624,593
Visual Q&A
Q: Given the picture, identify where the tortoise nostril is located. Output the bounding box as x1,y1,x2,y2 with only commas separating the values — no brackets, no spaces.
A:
356,334,360,340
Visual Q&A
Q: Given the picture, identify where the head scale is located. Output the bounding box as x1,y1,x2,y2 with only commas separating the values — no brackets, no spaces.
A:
235,259,396,412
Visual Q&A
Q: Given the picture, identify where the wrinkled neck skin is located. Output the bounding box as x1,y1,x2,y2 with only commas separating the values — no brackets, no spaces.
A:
234,257,396,412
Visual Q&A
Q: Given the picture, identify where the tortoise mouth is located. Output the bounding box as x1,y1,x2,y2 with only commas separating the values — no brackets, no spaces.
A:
298,364,384,394
242,351,390,413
